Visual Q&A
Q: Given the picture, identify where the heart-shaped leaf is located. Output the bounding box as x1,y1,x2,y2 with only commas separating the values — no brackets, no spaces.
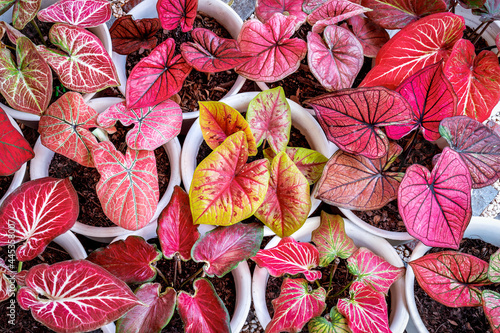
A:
308,307,352,333
177,278,230,333
37,0,111,28
252,237,321,281
266,278,326,333
307,26,363,91
489,249,500,283
410,251,491,307
399,148,472,249
0,177,78,262
93,141,159,230
347,15,389,58
236,13,307,82
189,131,270,226
307,0,371,33
0,258,15,302
483,290,500,332
255,0,308,25
0,21,25,44
17,260,141,333
192,222,263,277
309,87,412,159
157,0,197,32
473,0,500,21
110,15,162,55
254,152,311,237
7,0,40,30
126,38,192,109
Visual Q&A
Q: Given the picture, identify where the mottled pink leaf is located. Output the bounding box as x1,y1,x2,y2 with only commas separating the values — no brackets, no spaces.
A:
308,307,351,333
110,16,162,56
6,0,40,30
303,0,330,13
157,0,197,32
483,290,500,332
307,0,371,33
489,249,500,283
0,21,25,44
0,258,15,302
255,0,308,25
347,15,389,58
15,270,27,287
37,0,111,28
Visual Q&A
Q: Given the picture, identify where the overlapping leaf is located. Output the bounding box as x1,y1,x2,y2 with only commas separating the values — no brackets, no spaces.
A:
308,307,352,333
303,0,330,13
256,0,308,25
307,0,371,33
156,0,197,32
489,249,500,283
460,0,486,9
110,15,162,55
483,290,500,332
347,15,389,58
0,21,25,44
37,0,111,28
0,258,15,302
473,0,500,21
5,0,40,29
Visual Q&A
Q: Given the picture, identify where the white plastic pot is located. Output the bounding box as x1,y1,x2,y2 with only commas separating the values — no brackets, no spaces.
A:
30,97,182,243
252,216,409,333
405,217,500,333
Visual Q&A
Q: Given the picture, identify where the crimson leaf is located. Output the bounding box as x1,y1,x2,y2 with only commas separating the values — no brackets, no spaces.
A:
110,15,162,55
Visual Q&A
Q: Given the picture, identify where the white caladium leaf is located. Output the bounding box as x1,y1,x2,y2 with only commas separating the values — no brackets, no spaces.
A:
489,248,500,283
37,0,111,28
0,258,15,302
483,289,500,332
17,260,142,333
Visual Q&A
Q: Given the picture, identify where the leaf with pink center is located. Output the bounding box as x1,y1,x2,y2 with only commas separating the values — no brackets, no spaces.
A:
116,283,176,333
303,0,330,13
266,278,326,333
307,0,371,33
255,0,308,25
488,249,500,283
308,307,351,333
254,152,311,238
189,131,270,226
192,223,263,277
483,290,500,332
17,260,141,333
110,16,162,55
156,0,197,32
236,13,307,82
177,278,230,333
0,258,15,302
410,251,491,307
0,177,78,262
399,148,472,249
347,15,389,58
252,237,321,281
308,87,412,159
158,186,199,261
93,141,159,231
3,0,40,30
37,0,111,28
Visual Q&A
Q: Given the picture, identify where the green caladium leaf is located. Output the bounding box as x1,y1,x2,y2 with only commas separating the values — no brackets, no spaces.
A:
309,307,352,333
0,0,41,29
489,248,500,283
483,289,500,332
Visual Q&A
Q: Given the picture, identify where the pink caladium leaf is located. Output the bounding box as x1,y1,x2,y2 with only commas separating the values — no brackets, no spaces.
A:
93,141,159,230
254,152,311,238
116,283,176,333
156,0,197,32
0,258,15,302
303,0,330,13
308,87,412,159
347,15,389,58
252,237,321,281
15,270,27,287
266,278,326,333
308,307,351,333
0,37,52,116
410,251,491,307
180,28,252,72
236,13,307,82
97,100,182,151
483,290,500,332
110,16,162,55
4,0,40,30
37,0,111,28
158,186,199,261
0,21,25,44
307,26,363,91
399,148,472,249
337,281,390,333
87,236,162,284
37,23,119,93
255,0,308,25
307,0,371,34
189,131,270,226
177,278,231,333
489,249,500,283
192,223,263,277
311,212,357,266
0,177,78,262
17,260,141,333
126,38,192,109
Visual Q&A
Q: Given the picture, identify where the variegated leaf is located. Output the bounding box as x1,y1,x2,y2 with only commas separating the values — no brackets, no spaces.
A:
10,0,40,30
307,0,371,33
347,15,389,58
37,0,111,28
483,289,500,332
255,0,308,25
157,0,198,32
0,258,15,302
489,248,500,283
308,307,352,333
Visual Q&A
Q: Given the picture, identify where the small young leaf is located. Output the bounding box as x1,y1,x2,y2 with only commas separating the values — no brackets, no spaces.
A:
256,0,308,25
308,307,352,333
0,258,15,302
347,15,389,58
9,0,40,30
110,15,162,55
489,249,500,283
157,0,198,32
483,289,500,332
37,0,111,28
307,0,371,33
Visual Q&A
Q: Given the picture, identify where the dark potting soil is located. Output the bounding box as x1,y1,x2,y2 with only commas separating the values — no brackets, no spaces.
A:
0,175,15,202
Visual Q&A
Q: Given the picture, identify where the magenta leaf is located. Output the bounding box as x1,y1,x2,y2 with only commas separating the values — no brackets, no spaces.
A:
489,249,500,283
410,251,491,307
17,260,141,333
192,223,263,277
307,0,371,33
37,0,111,28
255,0,308,25
177,278,230,333
252,237,321,281
266,278,326,333
110,16,162,56
6,0,40,30
0,177,78,262
0,258,15,302
347,15,389,58
483,290,500,332
308,307,351,333
156,0,197,32
236,13,307,82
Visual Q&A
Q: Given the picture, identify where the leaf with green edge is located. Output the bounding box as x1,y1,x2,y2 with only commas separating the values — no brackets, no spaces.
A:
156,0,197,32
308,307,352,333
9,0,40,29
307,0,371,33
37,0,111,28
110,15,162,55
410,251,491,307
255,0,308,25
192,222,263,277
199,100,257,155
483,289,500,332
0,258,15,302
189,131,270,226
347,15,389,58
488,248,500,283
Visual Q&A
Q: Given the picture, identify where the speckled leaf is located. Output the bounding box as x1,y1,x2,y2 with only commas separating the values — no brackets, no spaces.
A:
157,0,197,32
110,15,161,55
483,290,500,332
307,0,371,33
488,249,500,283
37,0,111,28
308,307,352,333
0,258,15,302
347,15,389,58
9,0,40,29
255,0,308,25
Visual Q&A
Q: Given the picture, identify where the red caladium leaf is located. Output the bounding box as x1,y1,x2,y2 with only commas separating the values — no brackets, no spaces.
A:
410,251,491,307
254,152,311,237
3,0,40,30
460,0,487,9
308,87,412,159
0,258,15,302
337,281,390,333
177,278,231,333
347,15,389,58
192,223,263,277
266,278,326,333
255,0,308,25
489,249,500,283
236,13,307,82
0,36,52,115
110,15,162,55
473,0,500,21
399,148,472,249
87,236,162,284
307,26,363,91
126,38,192,109
158,186,199,261
93,141,159,230
312,212,357,266
303,0,330,13
189,131,270,226
252,237,321,281
15,270,27,287
37,0,111,28
17,260,141,333
308,307,351,333
483,290,500,332
116,283,176,333
307,0,371,33
0,177,78,262
156,0,197,32
361,13,465,90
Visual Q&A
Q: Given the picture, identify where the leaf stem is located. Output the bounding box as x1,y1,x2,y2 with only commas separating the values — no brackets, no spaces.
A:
327,258,340,295
466,21,486,40
31,21,47,47
17,262,23,273
397,130,419,173
179,267,204,290
156,267,169,286
328,279,354,299
5,45,15,51
473,21,492,46
173,254,180,287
